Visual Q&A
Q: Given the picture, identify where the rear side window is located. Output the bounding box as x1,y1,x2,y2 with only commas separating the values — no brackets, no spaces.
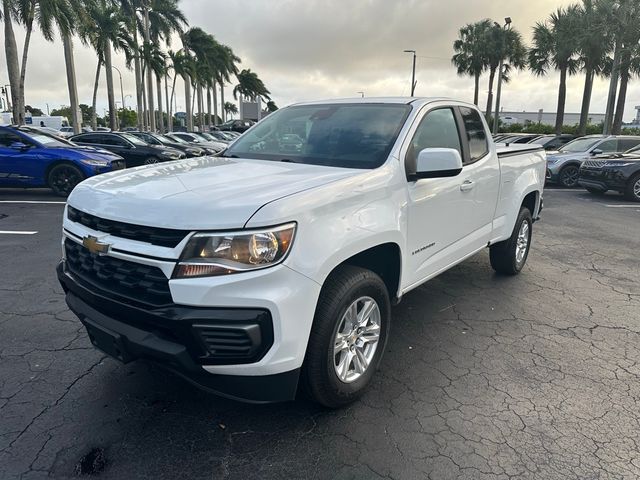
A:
0,131,24,147
74,134,98,144
618,138,640,152
597,139,618,153
459,107,488,162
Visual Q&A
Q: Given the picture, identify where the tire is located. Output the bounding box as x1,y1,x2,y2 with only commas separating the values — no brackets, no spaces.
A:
48,163,85,197
624,172,640,202
143,156,160,165
490,207,533,275
301,265,391,408
585,187,607,195
558,164,580,188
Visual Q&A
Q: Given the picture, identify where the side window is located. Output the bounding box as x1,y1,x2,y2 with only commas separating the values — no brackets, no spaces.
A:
406,108,461,174
76,134,98,144
459,107,488,162
618,139,640,152
0,131,24,147
597,139,617,153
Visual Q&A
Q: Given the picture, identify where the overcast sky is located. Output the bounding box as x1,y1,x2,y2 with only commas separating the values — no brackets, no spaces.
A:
1,0,639,122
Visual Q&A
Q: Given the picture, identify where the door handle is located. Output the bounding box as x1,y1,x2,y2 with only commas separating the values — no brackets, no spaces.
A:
460,180,475,192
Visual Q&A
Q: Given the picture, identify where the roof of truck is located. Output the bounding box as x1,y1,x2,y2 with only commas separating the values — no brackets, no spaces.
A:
292,97,454,106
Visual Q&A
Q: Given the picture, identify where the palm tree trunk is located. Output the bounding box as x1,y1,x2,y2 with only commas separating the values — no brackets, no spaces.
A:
184,74,193,131
133,29,144,131
165,74,172,132
578,66,594,136
212,85,218,125
3,2,21,124
473,73,480,106
191,84,196,122
612,65,629,135
156,74,164,133
220,81,225,123
104,42,117,131
555,67,567,135
485,67,496,120
62,34,81,133
143,8,155,131
603,39,621,134
141,76,147,129
91,59,101,131
206,87,212,127
17,13,34,125
197,84,204,130
170,74,178,127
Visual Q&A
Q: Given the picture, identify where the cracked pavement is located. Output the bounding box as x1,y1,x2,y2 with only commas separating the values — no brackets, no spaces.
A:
0,187,639,479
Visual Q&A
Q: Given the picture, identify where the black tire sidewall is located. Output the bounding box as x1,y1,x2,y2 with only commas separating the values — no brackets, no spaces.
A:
48,163,84,197
560,165,579,187
511,209,533,273
304,266,390,407
625,173,640,202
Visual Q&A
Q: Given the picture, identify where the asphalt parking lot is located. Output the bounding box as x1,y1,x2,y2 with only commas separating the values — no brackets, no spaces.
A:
1,186,639,480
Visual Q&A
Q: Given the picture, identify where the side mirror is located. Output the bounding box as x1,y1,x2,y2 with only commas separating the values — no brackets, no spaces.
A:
412,148,463,180
9,141,29,151
591,149,603,156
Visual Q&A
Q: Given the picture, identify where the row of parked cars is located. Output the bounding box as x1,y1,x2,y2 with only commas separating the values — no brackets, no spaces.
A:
0,125,242,196
493,133,640,202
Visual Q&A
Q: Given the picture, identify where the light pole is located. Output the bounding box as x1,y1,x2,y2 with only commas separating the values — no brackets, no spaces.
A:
403,50,417,96
357,91,364,98
111,66,125,117
493,17,512,135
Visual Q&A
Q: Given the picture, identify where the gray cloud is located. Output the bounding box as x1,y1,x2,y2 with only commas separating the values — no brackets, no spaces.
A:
2,0,638,122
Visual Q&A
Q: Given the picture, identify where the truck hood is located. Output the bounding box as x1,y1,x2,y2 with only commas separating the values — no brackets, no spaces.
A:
68,157,361,230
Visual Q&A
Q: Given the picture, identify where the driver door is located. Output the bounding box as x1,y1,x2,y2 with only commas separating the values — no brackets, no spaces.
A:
0,130,40,186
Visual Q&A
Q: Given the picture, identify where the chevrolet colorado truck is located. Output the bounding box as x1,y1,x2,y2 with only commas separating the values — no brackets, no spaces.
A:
57,98,545,407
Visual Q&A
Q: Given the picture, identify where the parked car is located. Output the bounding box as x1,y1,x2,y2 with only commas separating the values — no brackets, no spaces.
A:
58,126,75,138
58,97,545,406
0,125,124,196
216,119,254,133
528,134,576,151
165,132,226,154
205,130,236,142
128,131,206,158
496,134,543,144
70,132,185,166
578,148,640,201
96,127,111,132
546,135,640,187
120,127,138,132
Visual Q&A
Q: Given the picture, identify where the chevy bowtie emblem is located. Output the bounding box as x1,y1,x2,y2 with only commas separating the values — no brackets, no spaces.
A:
82,235,111,255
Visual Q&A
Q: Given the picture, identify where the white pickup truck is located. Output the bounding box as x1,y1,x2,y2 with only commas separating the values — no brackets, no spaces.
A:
57,98,545,407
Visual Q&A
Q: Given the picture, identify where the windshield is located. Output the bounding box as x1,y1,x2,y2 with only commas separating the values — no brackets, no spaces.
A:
29,132,71,147
530,136,553,145
559,137,603,153
164,134,187,145
121,133,147,146
224,103,410,168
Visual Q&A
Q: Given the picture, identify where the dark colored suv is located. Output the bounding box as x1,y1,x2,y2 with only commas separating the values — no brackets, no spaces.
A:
128,132,205,158
70,132,185,166
216,119,254,133
579,149,640,202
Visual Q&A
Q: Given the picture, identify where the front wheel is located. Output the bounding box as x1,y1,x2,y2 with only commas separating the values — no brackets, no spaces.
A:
490,207,533,275
48,163,85,197
301,265,390,408
624,173,640,202
143,156,160,165
558,165,580,188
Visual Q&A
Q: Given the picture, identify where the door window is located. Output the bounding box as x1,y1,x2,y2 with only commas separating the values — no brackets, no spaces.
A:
618,138,640,152
597,139,617,153
75,134,99,144
459,107,488,163
0,131,25,147
406,108,462,175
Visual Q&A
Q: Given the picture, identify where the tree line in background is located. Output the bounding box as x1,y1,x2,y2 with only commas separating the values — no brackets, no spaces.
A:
1,0,277,133
452,0,640,135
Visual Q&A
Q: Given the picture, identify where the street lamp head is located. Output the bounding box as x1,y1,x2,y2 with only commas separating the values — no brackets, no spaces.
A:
403,49,416,54
504,17,512,25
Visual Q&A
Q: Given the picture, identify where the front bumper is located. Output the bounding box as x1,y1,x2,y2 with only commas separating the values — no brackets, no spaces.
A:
57,262,315,403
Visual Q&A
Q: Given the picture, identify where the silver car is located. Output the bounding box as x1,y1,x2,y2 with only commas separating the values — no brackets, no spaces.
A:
546,135,640,187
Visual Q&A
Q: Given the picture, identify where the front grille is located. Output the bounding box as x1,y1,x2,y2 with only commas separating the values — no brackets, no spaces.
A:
67,206,189,248
582,160,605,169
64,239,172,307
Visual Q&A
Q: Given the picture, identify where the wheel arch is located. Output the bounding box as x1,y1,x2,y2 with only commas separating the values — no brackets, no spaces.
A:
44,160,85,187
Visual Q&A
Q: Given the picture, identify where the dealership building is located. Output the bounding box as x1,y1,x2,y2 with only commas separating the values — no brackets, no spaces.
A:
499,109,606,126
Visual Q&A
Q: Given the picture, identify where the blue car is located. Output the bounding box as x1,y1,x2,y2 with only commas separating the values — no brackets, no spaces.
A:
0,126,125,196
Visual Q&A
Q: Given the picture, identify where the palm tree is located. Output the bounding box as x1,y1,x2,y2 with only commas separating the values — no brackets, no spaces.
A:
142,42,168,132
2,0,22,124
233,69,271,102
266,100,278,112
483,22,527,120
575,0,613,135
224,101,238,118
171,48,195,131
529,6,581,134
217,44,240,123
452,19,491,106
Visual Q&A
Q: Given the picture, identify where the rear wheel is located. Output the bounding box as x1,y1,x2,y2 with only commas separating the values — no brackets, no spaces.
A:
585,187,607,195
301,265,390,408
559,164,580,188
48,163,84,197
143,156,160,165
490,207,533,275
624,173,640,202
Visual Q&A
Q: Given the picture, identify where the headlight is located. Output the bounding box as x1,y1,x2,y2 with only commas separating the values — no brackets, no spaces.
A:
81,159,110,166
160,150,180,159
174,223,296,278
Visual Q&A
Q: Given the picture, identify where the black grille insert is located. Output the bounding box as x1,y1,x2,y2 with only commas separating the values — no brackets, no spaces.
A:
64,239,172,307
67,206,189,248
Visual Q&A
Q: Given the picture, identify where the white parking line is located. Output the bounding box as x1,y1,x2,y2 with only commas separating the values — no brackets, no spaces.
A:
0,230,38,235
0,200,66,205
604,205,639,208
